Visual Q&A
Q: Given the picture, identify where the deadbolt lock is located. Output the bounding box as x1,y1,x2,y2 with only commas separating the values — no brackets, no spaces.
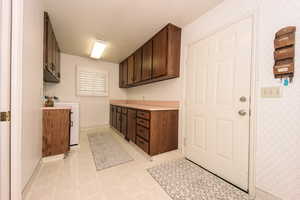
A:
240,96,247,102
0,111,11,122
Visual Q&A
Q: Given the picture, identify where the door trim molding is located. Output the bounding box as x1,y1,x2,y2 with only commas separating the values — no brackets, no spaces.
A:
11,0,24,199
0,0,12,199
181,11,260,199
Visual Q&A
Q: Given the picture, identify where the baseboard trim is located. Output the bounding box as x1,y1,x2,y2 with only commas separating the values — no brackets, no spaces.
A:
256,188,282,200
22,159,42,199
42,154,65,163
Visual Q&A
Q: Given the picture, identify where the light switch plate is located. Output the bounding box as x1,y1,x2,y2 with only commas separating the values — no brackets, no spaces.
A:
261,87,282,98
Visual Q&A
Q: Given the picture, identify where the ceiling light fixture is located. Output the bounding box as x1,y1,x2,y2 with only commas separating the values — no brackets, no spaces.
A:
90,40,107,59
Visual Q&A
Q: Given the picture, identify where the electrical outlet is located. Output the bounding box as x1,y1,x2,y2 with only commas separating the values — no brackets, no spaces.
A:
261,87,282,98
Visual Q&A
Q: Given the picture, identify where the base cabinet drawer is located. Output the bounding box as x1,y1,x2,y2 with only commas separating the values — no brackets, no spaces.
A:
137,118,150,128
137,110,150,119
136,125,149,141
136,136,149,153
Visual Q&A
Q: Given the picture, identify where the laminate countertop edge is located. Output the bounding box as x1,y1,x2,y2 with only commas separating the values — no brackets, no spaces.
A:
110,103,179,111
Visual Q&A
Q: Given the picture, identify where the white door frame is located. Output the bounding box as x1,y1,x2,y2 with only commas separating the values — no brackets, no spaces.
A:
0,0,12,199
11,0,23,199
181,12,259,199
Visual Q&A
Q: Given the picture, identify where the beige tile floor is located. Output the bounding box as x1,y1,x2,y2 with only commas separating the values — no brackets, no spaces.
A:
25,127,183,200
25,127,273,200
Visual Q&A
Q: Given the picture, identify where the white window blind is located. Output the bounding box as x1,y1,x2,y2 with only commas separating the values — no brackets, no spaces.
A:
77,67,108,97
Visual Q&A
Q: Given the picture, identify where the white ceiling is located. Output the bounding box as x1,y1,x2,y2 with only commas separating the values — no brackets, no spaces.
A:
43,0,223,63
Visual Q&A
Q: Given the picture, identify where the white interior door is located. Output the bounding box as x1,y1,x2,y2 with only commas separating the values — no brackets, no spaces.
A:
0,0,12,199
185,18,253,191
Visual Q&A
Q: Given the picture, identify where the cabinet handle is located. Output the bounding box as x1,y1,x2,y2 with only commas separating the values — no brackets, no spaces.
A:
139,140,144,144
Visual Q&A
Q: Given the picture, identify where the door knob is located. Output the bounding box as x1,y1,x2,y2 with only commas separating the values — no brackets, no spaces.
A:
238,110,247,116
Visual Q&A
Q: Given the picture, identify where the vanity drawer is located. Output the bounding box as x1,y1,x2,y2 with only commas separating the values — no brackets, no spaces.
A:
136,118,150,128
136,125,150,141
137,110,150,120
136,136,149,153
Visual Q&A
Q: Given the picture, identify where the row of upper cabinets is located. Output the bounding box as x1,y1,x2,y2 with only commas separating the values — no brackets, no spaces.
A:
119,24,181,88
43,12,61,83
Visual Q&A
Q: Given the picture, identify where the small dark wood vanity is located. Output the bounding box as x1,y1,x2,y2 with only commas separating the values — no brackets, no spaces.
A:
42,108,71,157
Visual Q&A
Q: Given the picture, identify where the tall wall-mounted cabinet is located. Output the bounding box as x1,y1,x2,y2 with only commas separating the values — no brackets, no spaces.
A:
119,23,181,88
44,12,61,83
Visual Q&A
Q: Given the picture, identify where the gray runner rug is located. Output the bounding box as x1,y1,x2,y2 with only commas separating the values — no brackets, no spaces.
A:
148,159,249,200
88,132,133,170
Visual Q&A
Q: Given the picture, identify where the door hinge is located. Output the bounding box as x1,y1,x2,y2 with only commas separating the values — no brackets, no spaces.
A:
0,111,11,122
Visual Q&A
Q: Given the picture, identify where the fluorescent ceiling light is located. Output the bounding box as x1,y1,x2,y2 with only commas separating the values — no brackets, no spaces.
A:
90,40,107,59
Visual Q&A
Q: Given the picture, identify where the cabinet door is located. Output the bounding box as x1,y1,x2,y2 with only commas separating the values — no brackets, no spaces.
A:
127,55,134,85
121,114,127,136
134,49,142,83
57,45,61,78
119,62,123,88
55,41,60,78
116,112,122,132
152,28,168,78
110,105,113,126
43,110,70,157
127,109,137,142
43,14,49,69
112,106,117,128
52,32,57,71
122,60,128,87
142,40,152,81
47,22,53,71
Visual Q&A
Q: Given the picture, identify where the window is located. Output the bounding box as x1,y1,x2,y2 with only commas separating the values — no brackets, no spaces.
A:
77,67,108,97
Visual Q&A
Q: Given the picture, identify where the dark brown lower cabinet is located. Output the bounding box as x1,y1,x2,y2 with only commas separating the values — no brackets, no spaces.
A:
111,105,117,128
42,109,70,157
147,110,178,155
110,105,114,126
116,110,122,132
121,113,127,136
127,109,137,142
110,104,178,156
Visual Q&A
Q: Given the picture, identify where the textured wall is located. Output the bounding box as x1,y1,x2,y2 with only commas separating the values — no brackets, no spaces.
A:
256,0,300,199
22,0,44,189
44,53,127,128
182,0,300,199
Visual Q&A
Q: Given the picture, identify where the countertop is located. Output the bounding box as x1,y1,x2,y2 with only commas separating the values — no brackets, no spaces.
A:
110,103,178,111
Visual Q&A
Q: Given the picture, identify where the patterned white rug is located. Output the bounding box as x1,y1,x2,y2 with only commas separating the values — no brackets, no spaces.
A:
88,132,133,170
148,159,249,200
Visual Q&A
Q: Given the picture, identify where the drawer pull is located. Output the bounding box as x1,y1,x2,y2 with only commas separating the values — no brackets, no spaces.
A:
138,140,144,144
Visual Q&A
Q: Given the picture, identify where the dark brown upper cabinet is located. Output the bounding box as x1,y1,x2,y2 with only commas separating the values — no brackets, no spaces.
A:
142,40,152,81
44,12,61,83
119,62,123,88
153,28,168,78
134,48,142,83
119,23,181,88
127,55,134,85
119,61,128,88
